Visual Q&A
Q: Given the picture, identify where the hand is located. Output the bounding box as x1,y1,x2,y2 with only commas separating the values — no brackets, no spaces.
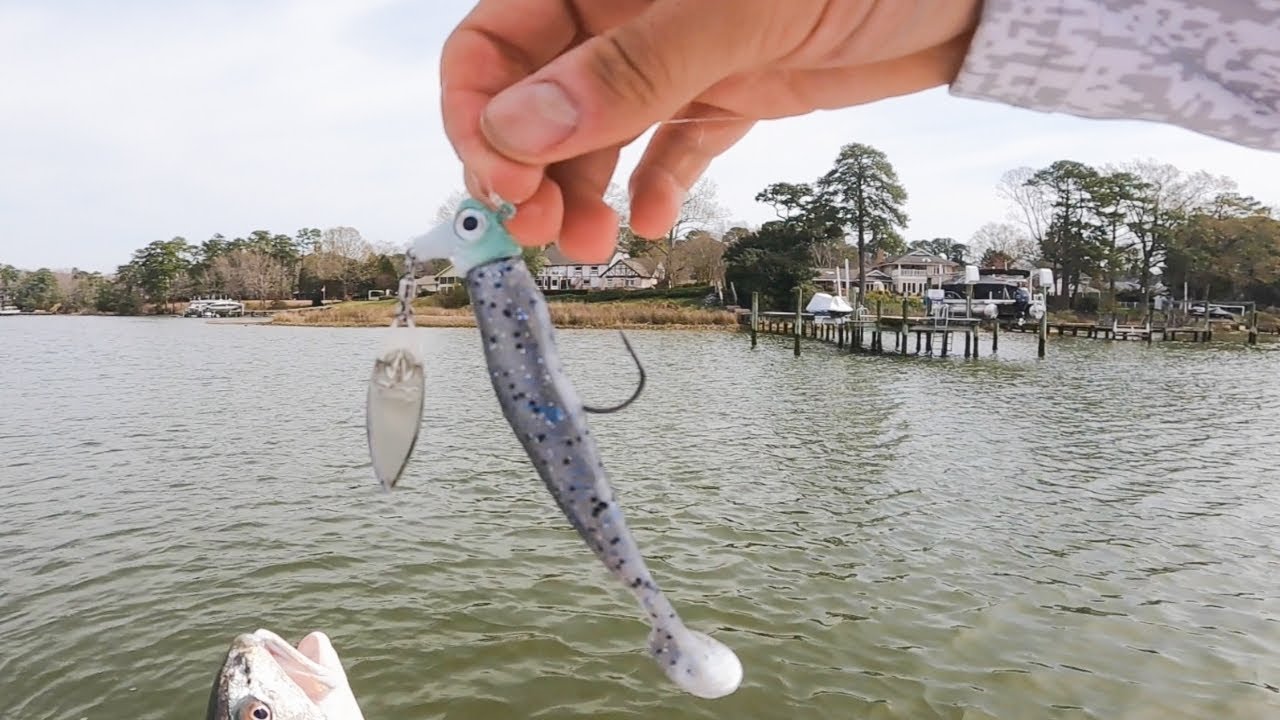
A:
441,0,982,261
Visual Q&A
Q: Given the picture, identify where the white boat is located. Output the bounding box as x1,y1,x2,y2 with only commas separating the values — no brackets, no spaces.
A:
807,263,856,321
806,292,854,316
183,297,245,317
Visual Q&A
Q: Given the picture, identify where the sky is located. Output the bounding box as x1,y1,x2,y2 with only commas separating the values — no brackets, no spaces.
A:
3,0,1279,274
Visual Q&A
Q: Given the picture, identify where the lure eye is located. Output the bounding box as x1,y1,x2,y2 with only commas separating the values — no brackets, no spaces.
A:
237,700,271,720
455,209,487,241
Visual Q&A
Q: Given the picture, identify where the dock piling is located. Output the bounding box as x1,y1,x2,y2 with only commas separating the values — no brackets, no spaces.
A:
793,287,801,357
1038,305,1048,359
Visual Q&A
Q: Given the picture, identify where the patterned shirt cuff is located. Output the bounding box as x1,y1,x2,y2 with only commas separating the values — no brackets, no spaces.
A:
948,0,1280,152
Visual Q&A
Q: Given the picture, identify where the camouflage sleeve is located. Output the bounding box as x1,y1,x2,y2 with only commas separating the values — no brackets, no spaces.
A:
948,0,1280,151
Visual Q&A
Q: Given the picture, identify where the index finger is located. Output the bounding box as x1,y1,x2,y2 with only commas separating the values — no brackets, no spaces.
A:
439,0,579,206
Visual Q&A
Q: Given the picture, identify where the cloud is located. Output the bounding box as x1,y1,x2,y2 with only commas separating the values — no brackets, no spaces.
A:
1,0,1278,272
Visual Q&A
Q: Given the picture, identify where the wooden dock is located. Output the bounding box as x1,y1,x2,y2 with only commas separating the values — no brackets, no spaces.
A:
736,289,1268,362
1002,320,1214,343
740,290,996,360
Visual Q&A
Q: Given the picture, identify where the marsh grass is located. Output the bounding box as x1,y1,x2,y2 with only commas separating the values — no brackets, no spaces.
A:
270,298,736,329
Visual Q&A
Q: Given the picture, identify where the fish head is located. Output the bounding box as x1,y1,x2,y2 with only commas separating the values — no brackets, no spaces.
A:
410,197,520,276
206,630,352,720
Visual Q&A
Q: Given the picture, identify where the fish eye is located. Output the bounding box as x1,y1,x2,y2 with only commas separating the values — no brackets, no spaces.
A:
455,209,487,241
238,700,271,720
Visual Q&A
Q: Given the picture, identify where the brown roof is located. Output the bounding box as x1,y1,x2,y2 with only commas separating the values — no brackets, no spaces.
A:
604,257,660,278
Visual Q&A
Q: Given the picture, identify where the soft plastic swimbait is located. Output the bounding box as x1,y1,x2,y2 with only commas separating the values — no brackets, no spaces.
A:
371,197,742,699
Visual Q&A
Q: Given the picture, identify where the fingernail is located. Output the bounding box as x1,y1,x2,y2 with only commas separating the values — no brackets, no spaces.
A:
483,81,578,156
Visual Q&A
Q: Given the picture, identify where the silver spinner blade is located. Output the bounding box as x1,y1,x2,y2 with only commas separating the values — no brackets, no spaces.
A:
366,254,425,489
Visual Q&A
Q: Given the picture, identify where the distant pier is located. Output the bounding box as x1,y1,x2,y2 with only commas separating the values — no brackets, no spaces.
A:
736,290,1269,360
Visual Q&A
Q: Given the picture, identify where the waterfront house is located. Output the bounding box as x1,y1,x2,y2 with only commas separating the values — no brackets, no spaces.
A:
416,265,462,294
600,256,663,290
875,249,961,296
536,246,627,290
813,267,890,295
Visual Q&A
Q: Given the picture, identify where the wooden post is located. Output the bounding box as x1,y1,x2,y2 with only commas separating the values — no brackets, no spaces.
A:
992,319,999,353
1038,299,1048,358
1202,287,1211,342
750,291,758,349
794,287,801,357
964,331,971,358
875,299,883,352
1249,302,1259,346
901,298,909,356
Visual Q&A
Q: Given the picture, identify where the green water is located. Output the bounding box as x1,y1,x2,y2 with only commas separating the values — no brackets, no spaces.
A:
2,316,1278,719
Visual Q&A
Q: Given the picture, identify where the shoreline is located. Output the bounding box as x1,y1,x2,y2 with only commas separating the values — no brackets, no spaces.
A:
266,299,740,330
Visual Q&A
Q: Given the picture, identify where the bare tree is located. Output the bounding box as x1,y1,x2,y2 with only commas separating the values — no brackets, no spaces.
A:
969,222,1038,267
1112,159,1235,296
434,190,470,224
669,178,730,242
997,167,1052,249
211,249,293,301
604,182,630,228
311,226,372,299
667,230,726,285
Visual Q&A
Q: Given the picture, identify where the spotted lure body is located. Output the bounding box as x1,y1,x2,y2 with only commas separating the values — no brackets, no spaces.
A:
395,198,742,699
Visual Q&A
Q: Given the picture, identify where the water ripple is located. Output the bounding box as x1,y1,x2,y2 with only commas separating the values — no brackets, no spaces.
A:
1,319,1279,718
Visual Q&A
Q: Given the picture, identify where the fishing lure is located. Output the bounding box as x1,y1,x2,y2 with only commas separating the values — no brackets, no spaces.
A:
366,249,426,490
368,197,743,700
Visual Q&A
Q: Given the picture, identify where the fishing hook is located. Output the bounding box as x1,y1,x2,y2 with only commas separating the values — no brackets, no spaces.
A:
583,331,646,414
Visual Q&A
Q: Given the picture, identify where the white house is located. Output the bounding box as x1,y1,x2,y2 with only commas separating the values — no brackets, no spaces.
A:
600,257,662,289
536,246,627,290
415,265,462,294
813,267,891,295
875,249,960,296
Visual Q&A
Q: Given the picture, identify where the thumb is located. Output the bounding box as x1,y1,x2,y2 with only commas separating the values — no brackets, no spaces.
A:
479,0,770,164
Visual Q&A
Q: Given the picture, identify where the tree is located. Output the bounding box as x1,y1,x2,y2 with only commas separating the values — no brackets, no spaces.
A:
1027,160,1102,306
1166,194,1280,300
1116,159,1234,298
724,221,818,311
969,222,1037,268
127,237,196,312
211,249,294,301
312,226,372,300
434,190,469,224
816,142,909,302
667,178,729,243
909,237,968,263
15,268,59,310
294,227,323,255
0,264,19,292
668,231,726,285
756,182,821,223
997,167,1052,262
1085,170,1143,307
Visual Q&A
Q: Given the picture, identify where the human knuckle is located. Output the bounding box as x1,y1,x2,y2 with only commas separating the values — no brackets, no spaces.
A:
589,26,668,106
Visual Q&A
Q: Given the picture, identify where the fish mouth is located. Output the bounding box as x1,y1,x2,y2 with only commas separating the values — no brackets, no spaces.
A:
250,629,343,704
